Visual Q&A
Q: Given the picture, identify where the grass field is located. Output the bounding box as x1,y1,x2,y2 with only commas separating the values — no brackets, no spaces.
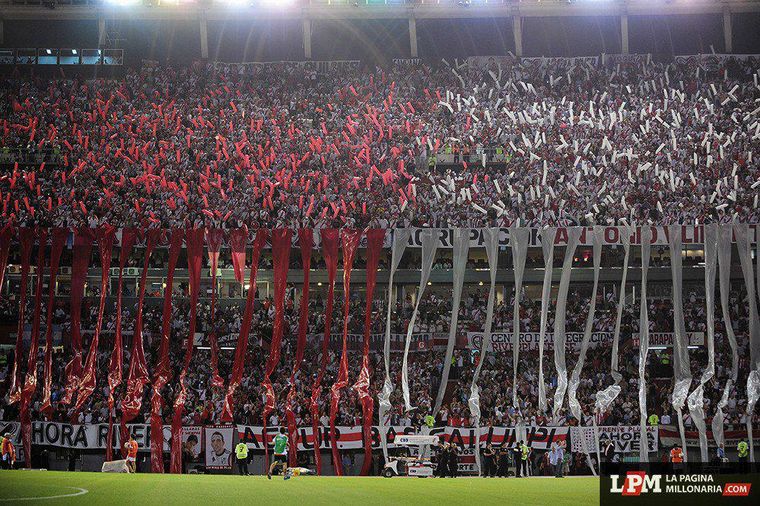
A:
0,471,599,505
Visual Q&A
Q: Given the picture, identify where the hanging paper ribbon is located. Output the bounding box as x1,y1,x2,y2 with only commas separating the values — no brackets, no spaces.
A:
20,228,46,468
311,228,339,475
262,228,292,470
106,228,137,462
551,227,582,423
62,228,95,406
567,226,602,476
510,227,529,409
41,228,67,418
468,228,499,476
353,229,385,476
537,227,557,412
378,228,411,462
686,224,717,462
713,225,739,449
670,224,695,462
150,229,183,473
0,224,14,296
170,228,205,474
734,224,760,462
221,229,267,423
9,228,36,405
329,229,361,476
433,228,469,415
594,226,631,465
228,226,249,285
401,229,438,412
206,228,225,389
121,229,160,434
75,226,115,414
637,227,652,464
286,229,313,467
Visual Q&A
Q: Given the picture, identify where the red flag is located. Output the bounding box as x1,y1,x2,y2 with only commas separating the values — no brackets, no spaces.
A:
206,228,225,388
40,228,68,418
8,228,34,406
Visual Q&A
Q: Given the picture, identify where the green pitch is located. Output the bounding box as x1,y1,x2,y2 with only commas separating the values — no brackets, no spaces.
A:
0,471,599,505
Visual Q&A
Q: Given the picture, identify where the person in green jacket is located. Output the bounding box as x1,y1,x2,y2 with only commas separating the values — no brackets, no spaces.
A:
268,427,289,480
648,413,659,426
520,442,530,477
424,415,435,428
737,440,749,473
235,441,249,476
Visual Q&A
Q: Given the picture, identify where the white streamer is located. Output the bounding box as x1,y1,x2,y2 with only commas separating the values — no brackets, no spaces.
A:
638,227,652,463
378,228,412,461
468,228,499,476
433,228,469,415
511,227,530,408
538,227,557,412
401,229,439,412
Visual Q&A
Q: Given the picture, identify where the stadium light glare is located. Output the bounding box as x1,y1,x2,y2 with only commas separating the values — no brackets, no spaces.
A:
105,0,141,6
259,0,297,8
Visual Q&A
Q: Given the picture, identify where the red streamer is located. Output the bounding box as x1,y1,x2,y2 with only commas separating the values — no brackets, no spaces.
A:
354,229,385,475
150,229,183,473
328,229,362,476
221,229,267,423
262,228,292,469
228,226,248,285
206,228,225,388
310,229,339,475
40,229,68,418
106,228,137,462
9,229,35,405
170,228,204,474
62,228,95,406
0,225,14,298
286,229,313,467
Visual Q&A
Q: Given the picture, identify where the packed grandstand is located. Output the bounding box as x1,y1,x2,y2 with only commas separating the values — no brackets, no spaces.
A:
0,50,759,478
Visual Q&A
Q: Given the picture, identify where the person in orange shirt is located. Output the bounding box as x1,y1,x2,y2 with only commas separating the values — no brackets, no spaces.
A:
1,433,16,470
124,435,139,473
669,444,684,474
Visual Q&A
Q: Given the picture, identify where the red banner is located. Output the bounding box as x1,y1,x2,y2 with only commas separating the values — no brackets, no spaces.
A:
354,229,385,475
329,229,361,476
228,226,248,285
20,228,46,467
41,229,67,417
286,229,313,467
106,228,137,462
75,226,115,414
311,229,338,475
9,228,35,405
221,229,267,423
170,228,204,474
151,229,183,473
62,228,95,406
206,228,225,389
121,229,161,447
262,229,292,469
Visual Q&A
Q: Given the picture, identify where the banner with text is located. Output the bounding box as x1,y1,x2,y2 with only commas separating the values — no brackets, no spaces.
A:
467,331,614,352
570,425,658,454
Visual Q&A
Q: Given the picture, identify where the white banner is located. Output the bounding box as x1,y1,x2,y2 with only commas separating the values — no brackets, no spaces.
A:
204,426,234,470
570,426,658,454
0,421,170,452
467,331,613,352
632,332,705,347
235,425,569,452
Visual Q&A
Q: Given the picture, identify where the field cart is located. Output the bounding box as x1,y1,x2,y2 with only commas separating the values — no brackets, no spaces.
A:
382,435,439,478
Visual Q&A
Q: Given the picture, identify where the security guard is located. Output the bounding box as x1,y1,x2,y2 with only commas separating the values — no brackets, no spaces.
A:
737,440,749,473
235,441,250,476
520,441,530,477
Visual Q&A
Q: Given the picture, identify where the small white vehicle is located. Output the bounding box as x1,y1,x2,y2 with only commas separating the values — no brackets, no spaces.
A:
382,435,439,478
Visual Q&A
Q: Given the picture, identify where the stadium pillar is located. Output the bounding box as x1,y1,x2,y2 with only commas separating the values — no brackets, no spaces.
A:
513,16,523,57
97,18,106,48
0,20,3,46
303,19,312,60
723,7,733,53
620,14,629,55
408,17,418,58
200,17,209,60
